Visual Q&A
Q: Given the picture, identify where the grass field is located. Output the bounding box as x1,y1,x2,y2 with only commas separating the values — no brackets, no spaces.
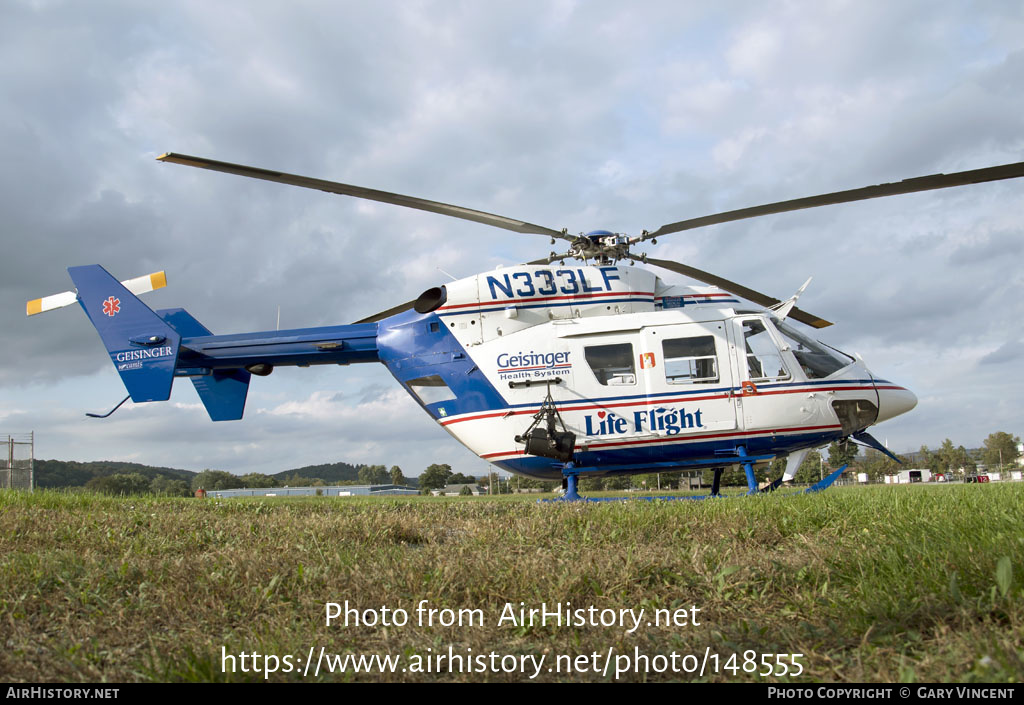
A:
1,483,1021,682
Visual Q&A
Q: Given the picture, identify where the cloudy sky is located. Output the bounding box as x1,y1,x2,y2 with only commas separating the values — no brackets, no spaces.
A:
2,1,1022,478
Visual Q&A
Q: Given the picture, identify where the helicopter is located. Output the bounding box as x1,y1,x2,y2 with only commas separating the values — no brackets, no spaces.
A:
27,154,1024,500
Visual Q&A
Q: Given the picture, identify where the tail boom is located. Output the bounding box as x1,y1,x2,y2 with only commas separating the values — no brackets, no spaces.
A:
63,265,380,420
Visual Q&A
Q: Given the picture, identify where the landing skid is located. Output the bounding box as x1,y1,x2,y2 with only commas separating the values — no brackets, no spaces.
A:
542,451,848,503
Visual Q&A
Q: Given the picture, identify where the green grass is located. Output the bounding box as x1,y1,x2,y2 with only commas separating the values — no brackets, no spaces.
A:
0,484,1021,682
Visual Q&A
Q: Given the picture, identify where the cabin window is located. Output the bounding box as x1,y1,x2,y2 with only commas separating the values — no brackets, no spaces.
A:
584,343,636,386
773,320,854,379
406,375,457,405
742,319,789,381
662,335,718,384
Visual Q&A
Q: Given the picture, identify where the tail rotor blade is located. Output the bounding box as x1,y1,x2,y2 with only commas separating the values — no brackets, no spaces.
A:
27,271,167,317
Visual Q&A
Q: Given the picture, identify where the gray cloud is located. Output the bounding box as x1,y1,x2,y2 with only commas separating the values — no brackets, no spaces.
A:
979,340,1022,366
3,1,1024,470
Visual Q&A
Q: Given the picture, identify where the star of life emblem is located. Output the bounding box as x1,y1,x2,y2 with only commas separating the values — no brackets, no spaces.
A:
102,296,121,317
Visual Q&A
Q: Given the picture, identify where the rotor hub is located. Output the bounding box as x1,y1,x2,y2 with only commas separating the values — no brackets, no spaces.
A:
566,230,633,264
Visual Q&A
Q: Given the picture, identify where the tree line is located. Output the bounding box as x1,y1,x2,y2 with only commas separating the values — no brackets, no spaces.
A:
34,430,1021,496
76,462,520,497
84,466,416,496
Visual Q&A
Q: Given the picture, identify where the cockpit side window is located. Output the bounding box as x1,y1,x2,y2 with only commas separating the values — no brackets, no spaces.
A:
662,335,718,384
584,343,636,386
773,320,855,379
742,319,789,381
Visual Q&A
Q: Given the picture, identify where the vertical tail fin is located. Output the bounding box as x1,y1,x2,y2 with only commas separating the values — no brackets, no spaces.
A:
67,265,181,402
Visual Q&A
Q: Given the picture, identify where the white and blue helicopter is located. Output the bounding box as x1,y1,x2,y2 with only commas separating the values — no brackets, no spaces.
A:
28,155,1024,500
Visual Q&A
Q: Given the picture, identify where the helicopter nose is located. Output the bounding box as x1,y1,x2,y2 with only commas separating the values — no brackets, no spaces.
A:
875,384,917,423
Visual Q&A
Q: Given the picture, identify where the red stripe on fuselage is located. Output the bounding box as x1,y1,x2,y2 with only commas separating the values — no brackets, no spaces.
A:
440,383,905,427
440,392,733,426
438,290,655,312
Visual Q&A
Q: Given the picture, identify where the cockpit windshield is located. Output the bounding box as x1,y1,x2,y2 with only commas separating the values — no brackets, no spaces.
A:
772,320,855,379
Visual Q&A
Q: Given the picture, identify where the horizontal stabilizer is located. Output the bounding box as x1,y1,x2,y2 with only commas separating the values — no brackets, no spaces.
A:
157,308,251,421
27,271,166,316
190,370,251,421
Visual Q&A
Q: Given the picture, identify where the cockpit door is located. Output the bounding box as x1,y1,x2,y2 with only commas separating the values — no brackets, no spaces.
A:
729,316,818,432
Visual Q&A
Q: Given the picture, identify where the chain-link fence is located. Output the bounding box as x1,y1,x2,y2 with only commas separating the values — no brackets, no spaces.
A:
1,433,34,491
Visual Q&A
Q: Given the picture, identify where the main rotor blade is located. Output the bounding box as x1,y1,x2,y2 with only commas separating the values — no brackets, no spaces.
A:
644,160,1024,240
643,256,833,328
158,153,567,240
352,299,416,324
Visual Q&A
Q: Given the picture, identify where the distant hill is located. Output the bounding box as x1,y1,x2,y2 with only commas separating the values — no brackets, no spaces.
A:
32,458,416,489
271,461,363,484
34,459,196,489
272,462,419,488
